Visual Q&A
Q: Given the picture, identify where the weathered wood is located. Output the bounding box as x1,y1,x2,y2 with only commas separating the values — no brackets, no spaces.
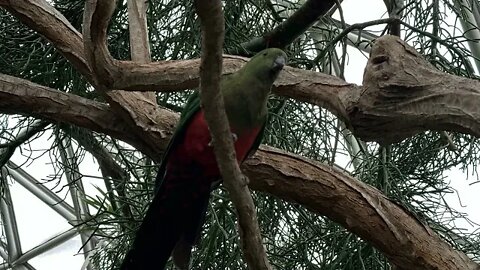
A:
1,1,480,268
349,35,480,144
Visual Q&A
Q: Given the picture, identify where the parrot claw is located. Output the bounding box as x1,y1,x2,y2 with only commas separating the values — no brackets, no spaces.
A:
208,133,238,147
242,175,250,186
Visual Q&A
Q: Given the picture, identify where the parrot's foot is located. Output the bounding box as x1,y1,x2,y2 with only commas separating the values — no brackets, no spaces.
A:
208,133,238,147
242,175,250,186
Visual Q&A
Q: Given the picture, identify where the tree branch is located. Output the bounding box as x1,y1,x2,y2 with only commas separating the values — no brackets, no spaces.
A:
246,146,479,270
125,0,156,102
81,0,177,161
0,73,478,269
0,0,354,122
0,73,175,160
3,1,480,269
237,0,336,54
194,1,271,269
351,35,480,144
4,33,480,145
82,0,117,87
11,2,480,144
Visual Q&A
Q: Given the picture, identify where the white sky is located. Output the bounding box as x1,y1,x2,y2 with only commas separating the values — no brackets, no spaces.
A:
3,0,480,269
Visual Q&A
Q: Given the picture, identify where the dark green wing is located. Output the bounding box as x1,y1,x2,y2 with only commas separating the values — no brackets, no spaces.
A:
154,91,268,191
154,91,201,192
244,116,267,161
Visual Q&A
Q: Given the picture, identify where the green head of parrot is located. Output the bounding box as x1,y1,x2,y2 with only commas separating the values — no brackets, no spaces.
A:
242,48,287,84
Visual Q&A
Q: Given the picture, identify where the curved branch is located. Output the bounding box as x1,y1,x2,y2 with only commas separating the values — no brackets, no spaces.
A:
245,146,479,270
81,0,175,159
82,0,118,88
0,73,175,160
350,35,480,144
1,75,477,269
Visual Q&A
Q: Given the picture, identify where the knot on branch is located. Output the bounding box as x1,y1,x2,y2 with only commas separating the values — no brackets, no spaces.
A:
348,35,448,144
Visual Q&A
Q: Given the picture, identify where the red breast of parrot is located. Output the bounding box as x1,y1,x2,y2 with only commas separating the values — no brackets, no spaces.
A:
167,109,262,177
120,48,287,270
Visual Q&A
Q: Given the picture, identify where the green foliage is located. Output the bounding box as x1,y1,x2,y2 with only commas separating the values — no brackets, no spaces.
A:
1,0,480,269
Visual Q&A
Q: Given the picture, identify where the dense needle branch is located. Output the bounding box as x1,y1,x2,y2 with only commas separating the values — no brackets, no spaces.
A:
0,0,93,83
238,0,336,54
64,125,132,223
194,0,272,269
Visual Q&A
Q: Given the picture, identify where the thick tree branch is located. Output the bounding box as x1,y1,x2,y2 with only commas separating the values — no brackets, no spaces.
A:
82,0,117,87
0,73,176,160
194,1,272,269
1,76,477,269
1,0,173,159
7,1,480,146
349,35,480,144
81,0,174,162
245,146,479,270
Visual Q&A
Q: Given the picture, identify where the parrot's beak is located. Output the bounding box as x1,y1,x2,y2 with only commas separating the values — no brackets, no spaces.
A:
273,55,286,71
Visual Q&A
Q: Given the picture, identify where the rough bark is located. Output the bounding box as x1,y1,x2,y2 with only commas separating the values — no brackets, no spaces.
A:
3,2,480,146
348,35,480,144
0,73,174,159
1,1,480,269
246,146,480,270
0,77,478,269
82,0,174,162
126,0,156,103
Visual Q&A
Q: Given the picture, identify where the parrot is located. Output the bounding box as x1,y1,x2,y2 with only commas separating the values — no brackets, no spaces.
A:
120,48,287,270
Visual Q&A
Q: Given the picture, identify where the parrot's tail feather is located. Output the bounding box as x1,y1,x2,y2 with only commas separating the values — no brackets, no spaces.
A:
120,172,211,270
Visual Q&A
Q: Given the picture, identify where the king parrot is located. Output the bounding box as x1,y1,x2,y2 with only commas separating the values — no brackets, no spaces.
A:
120,48,287,270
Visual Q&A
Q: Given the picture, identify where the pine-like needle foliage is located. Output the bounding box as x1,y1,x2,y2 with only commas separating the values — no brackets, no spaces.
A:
0,0,479,269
